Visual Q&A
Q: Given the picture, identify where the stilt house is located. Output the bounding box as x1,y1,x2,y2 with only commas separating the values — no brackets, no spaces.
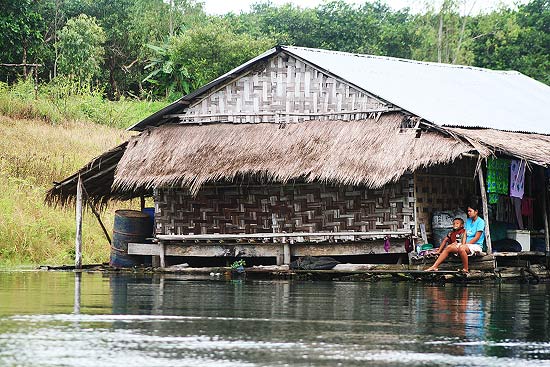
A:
47,46,550,268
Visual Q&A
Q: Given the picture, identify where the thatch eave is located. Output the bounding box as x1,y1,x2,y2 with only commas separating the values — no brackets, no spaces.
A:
113,113,475,196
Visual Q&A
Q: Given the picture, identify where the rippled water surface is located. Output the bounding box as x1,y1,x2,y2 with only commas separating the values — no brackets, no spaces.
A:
1,272,550,366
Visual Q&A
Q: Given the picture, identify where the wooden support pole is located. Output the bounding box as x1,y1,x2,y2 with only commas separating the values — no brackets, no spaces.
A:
75,175,83,269
159,241,166,268
283,243,291,265
81,184,111,245
477,163,492,254
140,195,146,211
73,272,81,314
540,168,550,255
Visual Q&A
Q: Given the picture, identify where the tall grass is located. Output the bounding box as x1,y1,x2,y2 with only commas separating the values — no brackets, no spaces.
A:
0,79,166,129
0,79,167,266
0,115,136,267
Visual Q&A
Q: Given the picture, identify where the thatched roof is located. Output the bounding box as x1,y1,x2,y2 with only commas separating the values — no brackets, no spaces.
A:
447,127,550,167
45,142,141,207
47,111,550,207
113,113,473,195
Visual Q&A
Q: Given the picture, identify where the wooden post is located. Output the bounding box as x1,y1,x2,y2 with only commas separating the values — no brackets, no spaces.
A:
159,241,166,268
81,184,111,245
73,272,81,314
540,167,550,255
477,163,492,254
75,175,83,269
140,195,146,211
283,243,291,265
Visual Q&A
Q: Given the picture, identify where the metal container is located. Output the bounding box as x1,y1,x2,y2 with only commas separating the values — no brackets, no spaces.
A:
110,210,153,267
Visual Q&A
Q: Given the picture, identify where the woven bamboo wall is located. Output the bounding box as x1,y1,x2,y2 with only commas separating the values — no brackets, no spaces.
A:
179,54,388,124
154,177,414,236
414,158,477,234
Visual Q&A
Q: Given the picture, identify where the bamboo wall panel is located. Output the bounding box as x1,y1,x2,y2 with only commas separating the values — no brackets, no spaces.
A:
154,177,415,237
414,159,477,234
180,54,388,123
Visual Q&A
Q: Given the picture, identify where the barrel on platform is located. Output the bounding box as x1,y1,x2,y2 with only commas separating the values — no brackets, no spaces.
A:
110,209,153,267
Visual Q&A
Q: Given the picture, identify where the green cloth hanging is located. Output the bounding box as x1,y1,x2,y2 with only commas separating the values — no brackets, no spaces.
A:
488,193,499,205
487,157,510,195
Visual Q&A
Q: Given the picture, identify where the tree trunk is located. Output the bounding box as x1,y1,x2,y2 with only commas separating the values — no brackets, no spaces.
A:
437,6,444,63
22,43,28,78
109,56,119,99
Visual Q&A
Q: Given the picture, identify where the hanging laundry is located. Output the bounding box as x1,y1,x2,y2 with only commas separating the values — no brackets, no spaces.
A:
521,197,534,217
510,160,526,199
487,157,510,195
512,196,524,229
488,193,499,205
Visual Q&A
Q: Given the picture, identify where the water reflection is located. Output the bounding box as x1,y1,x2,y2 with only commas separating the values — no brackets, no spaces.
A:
0,271,549,366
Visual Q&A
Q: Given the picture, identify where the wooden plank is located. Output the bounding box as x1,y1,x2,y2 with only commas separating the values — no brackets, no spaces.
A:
291,242,405,256
493,251,546,257
157,230,410,241
129,241,406,258
128,242,283,257
167,244,282,257
75,175,83,269
128,243,159,255
167,108,401,120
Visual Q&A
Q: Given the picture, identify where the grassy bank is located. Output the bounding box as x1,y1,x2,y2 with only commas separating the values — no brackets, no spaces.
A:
0,115,131,266
0,79,165,129
0,82,163,266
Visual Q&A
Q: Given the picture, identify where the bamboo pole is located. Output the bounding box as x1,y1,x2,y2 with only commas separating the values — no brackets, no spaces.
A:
75,175,83,269
477,163,492,254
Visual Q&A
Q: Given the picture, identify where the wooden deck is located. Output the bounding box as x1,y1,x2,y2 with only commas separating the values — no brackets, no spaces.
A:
129,231,412,268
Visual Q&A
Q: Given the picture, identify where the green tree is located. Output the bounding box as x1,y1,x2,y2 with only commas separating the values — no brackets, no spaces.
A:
411,0,476,64
0,0,45,80
143,19,274,100
57,14,106,85
469,0,549,84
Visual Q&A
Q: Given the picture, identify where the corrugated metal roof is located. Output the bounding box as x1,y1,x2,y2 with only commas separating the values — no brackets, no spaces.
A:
282,46,550,134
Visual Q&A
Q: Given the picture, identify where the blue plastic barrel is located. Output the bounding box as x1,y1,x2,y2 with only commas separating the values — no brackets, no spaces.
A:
142,207,155,233
110,210,153,267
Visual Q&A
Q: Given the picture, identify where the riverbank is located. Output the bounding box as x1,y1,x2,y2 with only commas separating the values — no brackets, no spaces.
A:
0,113,134,266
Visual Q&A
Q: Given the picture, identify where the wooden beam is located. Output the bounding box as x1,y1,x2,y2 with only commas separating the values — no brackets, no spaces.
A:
128,241,405,258
75,175,83,269
165,108,402,120
540,167,550,255
81,184,111,245
157,230,410,242
477,162,492,254
0,63,42,67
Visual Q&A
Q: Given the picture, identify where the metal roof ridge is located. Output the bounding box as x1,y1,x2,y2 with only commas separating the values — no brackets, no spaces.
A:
281,45,520,75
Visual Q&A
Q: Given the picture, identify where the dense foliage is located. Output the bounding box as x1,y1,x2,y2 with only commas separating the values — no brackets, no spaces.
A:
0,0,548,101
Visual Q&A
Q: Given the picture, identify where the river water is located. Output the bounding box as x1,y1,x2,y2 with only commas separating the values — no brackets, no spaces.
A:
0,271,549,367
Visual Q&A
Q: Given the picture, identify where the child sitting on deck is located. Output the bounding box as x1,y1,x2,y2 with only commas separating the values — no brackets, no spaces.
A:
426,204,485,273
